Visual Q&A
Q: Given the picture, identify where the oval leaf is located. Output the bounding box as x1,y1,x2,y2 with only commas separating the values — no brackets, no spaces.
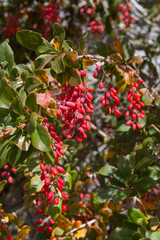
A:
31,123,51,152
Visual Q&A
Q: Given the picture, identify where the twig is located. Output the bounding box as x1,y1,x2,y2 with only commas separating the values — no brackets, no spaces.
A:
149,124,160,134
68,218,96,235
90,122,108,139
0,123,26,138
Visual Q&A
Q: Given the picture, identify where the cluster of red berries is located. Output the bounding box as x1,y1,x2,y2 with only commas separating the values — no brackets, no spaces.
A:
34,162,68,234
141,185,160,202
93,65,101,79
116,3,135,28
99,85,122,117
80,7,93,15
89,20,104,37
3,13,20,37
39,1,60,37
43,121,64,163
0,164,16,183
56,81,93,142
125,78,145,130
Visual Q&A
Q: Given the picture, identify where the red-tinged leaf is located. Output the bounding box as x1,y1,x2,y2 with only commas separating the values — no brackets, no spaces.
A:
113,36,126,60
35,69,49,84
37,92,51,108
82,57,96,66
63,51,78,67
110,53,123,63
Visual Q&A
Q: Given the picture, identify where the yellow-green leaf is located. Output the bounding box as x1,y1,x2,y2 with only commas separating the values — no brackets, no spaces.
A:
54,36,60,51
82,57,96,66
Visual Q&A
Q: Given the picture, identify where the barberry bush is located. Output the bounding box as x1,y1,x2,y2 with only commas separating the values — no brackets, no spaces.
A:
0,1,160,240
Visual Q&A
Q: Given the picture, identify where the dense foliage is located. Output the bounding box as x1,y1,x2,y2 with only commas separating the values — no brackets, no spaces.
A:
0,0,160,240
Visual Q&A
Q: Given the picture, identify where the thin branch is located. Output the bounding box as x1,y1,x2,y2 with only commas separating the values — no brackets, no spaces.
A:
68,219,96,235
0,123,26,138
149,124,160,134
90,122,108,139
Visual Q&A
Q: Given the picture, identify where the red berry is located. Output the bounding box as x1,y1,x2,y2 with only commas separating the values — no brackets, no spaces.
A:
96,65,101,71
40,162,45,171
99,81,103,89
48,191,54,199
37,226,44,233
58,177,65,185
137,123,141,129
49,218,55,224
45,177,51,185
93,70,97,78
62,192,69,200
57,183,63,191
7,236,13,240
54,197,59,205
57,166,65,174
8,176,13,183
62,201,67,211
52,167,58,176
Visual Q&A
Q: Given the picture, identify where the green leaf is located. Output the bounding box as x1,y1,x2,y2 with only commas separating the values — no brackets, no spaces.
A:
116,124,130,132
120,38,135,59
109,227,134,240
0,41,14,73
119,157,131,179
69,170,78,181
29,175,44,193
0,180,7,192
53,23,65,49
24,77,44,93
0,96,9,108
0,108,18,123
64,173,72,189
68,69,81,86
0,143,13,167
34,54,54,69
0,77,19,102
98,165,116,176
26,92,37,113
79,31,88,50
52,53,65,73
47,199,62,219
42,150,55,164
27,112,37,135
94,188,118,204
94,42,114,57
150,232,160,240
63,51,78,67
134,155,156,172
16,30,42,51
128,208,146,225
136,177,156,194
31,123,51,152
